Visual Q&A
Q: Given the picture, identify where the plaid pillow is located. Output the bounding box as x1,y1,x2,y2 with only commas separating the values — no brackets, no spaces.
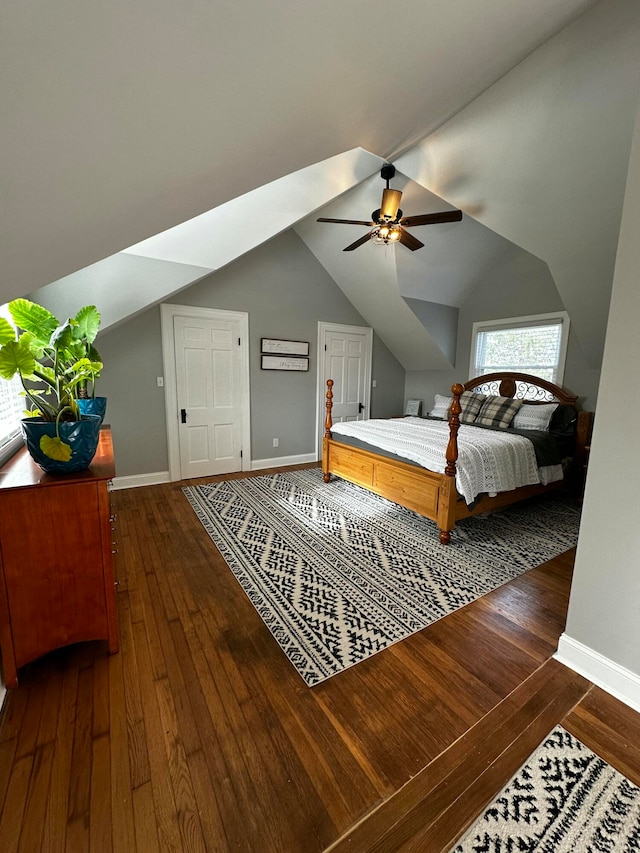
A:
475,395,523,429
449,391,486,424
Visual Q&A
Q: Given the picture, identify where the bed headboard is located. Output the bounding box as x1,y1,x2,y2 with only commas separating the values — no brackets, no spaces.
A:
461,371,591,467
463,372,577,405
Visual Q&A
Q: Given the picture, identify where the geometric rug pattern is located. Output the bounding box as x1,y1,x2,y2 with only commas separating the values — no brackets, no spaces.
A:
451,726,640,852
183,468,580,686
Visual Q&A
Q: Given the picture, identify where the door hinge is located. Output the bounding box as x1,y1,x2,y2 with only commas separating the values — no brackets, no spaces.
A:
238,337,241,346
240,449,243,458
324,344,327,351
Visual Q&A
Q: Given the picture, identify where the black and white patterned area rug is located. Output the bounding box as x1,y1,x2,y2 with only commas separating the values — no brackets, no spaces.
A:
451,726,640,852
183,468,579,686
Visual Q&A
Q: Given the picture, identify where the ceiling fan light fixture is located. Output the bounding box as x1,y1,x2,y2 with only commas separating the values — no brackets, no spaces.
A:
371,224,402,246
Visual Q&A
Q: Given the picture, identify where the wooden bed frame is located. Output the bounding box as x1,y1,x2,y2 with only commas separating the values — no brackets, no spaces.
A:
322,372,593,545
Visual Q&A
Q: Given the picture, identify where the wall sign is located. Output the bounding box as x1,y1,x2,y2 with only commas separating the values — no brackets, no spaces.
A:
261,354,309,372
261,338,310,357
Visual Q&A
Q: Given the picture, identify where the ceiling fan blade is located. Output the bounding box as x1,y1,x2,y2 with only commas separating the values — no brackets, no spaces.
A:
398,228,424,251
343,232,373,252
379,188,403,220
317,217,374,226
400,210,462,227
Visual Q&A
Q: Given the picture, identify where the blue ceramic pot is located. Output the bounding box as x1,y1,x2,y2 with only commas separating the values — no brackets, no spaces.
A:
21,415,102,473
77,396,107,424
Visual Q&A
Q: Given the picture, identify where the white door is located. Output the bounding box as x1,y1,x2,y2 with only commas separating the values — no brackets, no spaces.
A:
162,306,250,481
317,323,373,456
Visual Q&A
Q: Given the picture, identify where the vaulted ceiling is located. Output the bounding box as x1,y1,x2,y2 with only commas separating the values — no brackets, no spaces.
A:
7,0,639,374
4,0,598,301
295,174,519,369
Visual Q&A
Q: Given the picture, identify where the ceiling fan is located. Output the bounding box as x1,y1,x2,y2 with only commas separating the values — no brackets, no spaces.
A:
317,164,462,252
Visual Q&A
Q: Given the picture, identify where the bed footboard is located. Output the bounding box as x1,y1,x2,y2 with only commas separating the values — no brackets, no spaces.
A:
322,380,464,543
323,436,453,529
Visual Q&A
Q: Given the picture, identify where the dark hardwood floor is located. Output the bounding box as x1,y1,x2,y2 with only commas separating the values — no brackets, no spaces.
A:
1,465,639,852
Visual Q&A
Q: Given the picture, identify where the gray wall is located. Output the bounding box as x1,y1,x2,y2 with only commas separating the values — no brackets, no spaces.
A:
403,298,459,366
404,245,600,413
96,305,168,476
97,230,404,476
561,94,640,682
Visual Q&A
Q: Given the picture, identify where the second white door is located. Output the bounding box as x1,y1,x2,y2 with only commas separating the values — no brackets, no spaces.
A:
317,322,372,456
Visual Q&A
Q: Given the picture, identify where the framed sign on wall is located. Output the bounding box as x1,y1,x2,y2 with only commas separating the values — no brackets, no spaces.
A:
261,354,309,371
261,338,309,357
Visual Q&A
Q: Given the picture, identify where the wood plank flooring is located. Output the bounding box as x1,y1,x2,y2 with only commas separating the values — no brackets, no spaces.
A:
1,465,639,852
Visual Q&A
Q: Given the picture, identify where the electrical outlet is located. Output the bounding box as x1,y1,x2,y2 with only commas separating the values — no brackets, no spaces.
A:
372,379,377,388
273,438,279,448
156,376,164,387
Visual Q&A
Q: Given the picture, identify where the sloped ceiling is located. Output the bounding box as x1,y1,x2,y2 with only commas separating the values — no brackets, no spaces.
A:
299,174,513,308
12,0,640,377
3,0,599,303
34,148,384,330
397,0,640,366
294,173,518,369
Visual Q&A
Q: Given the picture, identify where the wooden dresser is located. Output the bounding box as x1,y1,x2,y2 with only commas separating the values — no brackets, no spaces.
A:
0,427,119,688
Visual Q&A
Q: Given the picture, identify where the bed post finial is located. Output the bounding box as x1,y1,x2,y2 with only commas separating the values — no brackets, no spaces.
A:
324,379,334,439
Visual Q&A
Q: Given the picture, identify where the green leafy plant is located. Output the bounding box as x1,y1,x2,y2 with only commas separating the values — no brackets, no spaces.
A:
0,300,103,460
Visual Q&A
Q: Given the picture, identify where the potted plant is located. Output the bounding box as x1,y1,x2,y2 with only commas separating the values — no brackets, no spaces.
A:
0,299,104,473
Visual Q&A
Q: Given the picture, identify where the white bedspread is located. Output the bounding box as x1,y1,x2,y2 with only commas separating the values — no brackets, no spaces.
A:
330,417,541,504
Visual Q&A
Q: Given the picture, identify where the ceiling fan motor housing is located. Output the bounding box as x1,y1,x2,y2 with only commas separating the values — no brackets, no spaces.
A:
377,189,403,222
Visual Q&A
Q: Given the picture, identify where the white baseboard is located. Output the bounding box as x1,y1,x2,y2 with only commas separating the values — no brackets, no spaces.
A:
251,453,317,471
555,633,640,714
113,456,317,487
111,471,171,490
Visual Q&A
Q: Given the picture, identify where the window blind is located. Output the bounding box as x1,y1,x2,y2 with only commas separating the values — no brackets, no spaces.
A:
474,320,564,382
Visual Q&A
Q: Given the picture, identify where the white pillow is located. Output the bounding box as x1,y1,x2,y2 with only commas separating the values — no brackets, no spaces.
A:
512,402,558,431
429,394,453,419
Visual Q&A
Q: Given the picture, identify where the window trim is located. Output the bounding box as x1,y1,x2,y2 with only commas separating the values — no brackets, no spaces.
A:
0,303,26,467
0,433,24,468
469,311,570,383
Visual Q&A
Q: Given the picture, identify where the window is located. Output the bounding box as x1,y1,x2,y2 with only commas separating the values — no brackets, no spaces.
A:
470,312,570,383
0,304,26,465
